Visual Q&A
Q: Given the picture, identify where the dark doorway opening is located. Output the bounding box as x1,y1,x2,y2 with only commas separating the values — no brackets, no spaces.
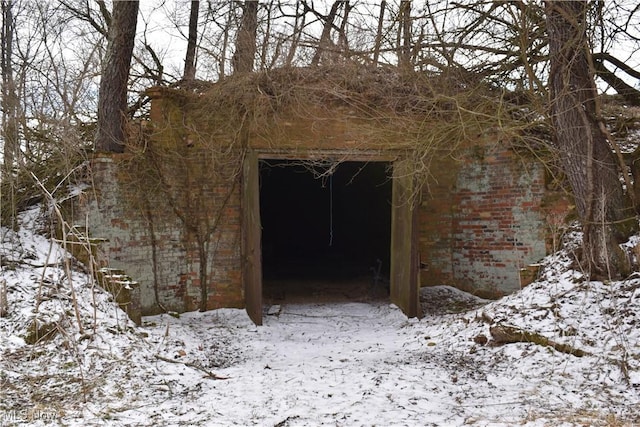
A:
259,160,392,303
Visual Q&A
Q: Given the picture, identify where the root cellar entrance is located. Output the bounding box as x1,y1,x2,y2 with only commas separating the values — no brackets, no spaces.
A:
259,160,392,304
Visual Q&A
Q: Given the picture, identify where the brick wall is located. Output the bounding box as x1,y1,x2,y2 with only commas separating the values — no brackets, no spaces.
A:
80,149,244,316
419,143,548,297
73,89,557,315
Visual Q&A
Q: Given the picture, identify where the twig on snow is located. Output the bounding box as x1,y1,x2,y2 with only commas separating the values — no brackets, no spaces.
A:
154,354,229,380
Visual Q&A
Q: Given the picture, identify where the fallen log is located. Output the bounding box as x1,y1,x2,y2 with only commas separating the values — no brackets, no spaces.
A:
489,324,588,357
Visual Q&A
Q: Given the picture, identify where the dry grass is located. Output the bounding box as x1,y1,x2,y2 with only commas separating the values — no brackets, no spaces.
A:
183,64,524,136
141,65,546,202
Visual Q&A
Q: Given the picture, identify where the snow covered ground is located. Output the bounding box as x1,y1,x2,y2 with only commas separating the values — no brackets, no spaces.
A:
1,208,639,426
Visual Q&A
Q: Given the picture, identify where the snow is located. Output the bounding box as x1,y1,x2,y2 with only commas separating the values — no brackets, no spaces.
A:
1,208,639,426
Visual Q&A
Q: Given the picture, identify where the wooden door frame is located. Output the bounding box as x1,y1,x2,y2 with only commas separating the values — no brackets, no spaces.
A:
242,150,420,325
389,158,421,318
242,150,263,325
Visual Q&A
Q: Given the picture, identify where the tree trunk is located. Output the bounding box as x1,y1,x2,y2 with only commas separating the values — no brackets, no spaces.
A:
398,0,412,70
1,0,18,173
285,1,306,67
183,0,199,81
1,0,18,229
592,53,640,107
337,1,352,59
219,6,232,78
94,0,138,153
259,0,272,70
232,0,258,74
372,1,386,65
310,1,340,67
546,1,632,279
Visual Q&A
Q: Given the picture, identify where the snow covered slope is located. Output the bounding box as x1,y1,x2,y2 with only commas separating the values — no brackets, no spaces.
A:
1,209,638,426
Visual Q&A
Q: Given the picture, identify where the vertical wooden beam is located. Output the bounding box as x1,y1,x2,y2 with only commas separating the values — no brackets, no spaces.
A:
242,150,263,325
390,159,421,318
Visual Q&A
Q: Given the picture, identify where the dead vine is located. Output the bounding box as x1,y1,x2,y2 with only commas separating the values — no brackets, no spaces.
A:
116,65,560,311
142,65,545,205
122,104,246,312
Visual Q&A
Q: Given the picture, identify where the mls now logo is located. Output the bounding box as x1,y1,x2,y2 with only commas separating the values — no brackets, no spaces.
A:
1,408,57,423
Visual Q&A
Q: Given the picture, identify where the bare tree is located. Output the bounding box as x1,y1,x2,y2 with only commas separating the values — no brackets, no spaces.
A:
232,0,258,74
372,1,386,65
336,1,352,58
310,1,340,66
1,0,18,228
1,0,111,227
95,0,139,153
398,0,411,69
59,0,110,38
183,0,199,81
258,0,273,69
284,1,307,67
1,0,18,174
546,0,632,279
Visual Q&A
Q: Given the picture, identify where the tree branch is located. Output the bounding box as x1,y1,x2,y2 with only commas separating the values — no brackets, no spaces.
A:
593,52,640,106
155,354,229,380
490,324,588,357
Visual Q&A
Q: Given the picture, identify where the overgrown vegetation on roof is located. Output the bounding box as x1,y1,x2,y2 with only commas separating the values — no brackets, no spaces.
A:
176,65,535,134
142,65,549,192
